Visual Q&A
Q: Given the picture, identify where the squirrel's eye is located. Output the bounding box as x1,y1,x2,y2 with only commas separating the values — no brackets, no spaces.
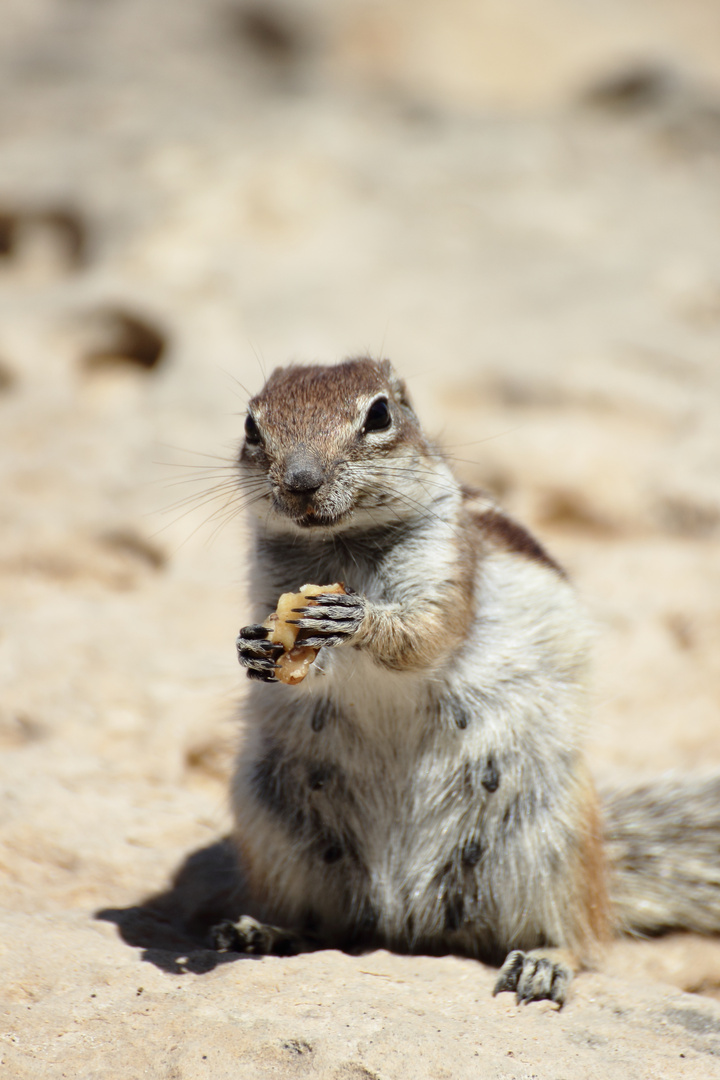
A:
363,397,392,433
244,413,261,444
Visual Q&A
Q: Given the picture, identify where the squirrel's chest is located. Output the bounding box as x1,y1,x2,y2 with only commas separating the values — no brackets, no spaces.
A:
311,645,425,727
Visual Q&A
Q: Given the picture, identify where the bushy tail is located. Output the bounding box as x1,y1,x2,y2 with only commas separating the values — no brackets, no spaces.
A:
602,774,720,936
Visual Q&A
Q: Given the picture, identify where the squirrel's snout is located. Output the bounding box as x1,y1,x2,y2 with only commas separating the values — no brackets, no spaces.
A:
283,450,325,494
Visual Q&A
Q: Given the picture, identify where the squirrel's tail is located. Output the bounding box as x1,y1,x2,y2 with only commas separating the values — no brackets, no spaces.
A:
602,774,720,936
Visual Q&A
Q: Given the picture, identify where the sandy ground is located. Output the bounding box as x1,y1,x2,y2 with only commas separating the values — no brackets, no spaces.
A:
2,1,720,1076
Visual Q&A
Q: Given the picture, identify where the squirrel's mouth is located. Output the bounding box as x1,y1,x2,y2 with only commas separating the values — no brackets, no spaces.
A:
293,508,345,529
272,494,347,529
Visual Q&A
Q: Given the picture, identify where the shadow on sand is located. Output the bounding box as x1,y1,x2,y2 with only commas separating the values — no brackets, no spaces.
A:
95,837,257,975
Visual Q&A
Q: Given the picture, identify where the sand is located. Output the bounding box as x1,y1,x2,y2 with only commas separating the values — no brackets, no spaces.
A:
2,1,720,1075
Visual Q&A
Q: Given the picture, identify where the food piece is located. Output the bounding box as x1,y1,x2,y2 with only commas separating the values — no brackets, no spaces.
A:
264,583,346,684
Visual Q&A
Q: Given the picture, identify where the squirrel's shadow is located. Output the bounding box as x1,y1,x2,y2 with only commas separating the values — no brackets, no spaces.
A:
95,837,255,975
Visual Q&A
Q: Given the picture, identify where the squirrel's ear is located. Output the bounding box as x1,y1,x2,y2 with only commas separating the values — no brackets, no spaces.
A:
379,359,413,410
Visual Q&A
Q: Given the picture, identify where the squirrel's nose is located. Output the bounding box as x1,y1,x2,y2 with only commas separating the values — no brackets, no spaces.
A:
283,451,325,493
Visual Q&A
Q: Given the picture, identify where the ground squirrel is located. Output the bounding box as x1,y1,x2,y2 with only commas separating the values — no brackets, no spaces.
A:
212,356,720,1005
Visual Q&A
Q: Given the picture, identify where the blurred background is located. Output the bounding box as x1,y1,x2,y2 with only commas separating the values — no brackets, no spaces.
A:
2,0,720,1002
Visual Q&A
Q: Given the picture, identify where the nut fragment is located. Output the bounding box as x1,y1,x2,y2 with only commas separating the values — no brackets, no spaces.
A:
264,583,346,684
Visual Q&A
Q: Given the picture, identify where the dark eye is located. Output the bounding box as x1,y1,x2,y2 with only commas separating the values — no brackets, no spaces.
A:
363,397,392,433
244,413,261,444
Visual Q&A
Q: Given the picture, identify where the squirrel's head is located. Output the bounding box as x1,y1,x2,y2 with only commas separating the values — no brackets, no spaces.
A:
239,357,441,533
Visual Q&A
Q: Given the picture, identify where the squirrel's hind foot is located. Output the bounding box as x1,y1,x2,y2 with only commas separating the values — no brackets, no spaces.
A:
210,915,304,957
493,949,573,1007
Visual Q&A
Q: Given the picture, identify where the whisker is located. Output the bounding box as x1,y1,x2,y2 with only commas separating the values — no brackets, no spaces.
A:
440,425,525,451
160,472,246,491
200,491,269,547
156,443,241,464
367,465,456,494
160,475,267,500
156,464,239,477
160,479,268,516
247,340,267,382
153,489,269,547
217,366,255,402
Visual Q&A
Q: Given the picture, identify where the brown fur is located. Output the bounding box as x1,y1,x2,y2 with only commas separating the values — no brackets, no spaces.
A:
353,516,478,672
574,778,611,955
473,506,565,577
245,358,425,461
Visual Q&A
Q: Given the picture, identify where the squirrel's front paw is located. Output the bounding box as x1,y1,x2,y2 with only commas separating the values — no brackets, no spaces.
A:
236,624,283,681
288,590,367,648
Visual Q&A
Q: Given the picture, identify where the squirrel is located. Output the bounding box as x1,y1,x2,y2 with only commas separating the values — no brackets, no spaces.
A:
211,356,720,1006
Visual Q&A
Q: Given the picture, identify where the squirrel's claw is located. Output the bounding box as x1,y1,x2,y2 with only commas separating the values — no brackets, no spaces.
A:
293,634,345,649
237,624,283,680
290,592,366,642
